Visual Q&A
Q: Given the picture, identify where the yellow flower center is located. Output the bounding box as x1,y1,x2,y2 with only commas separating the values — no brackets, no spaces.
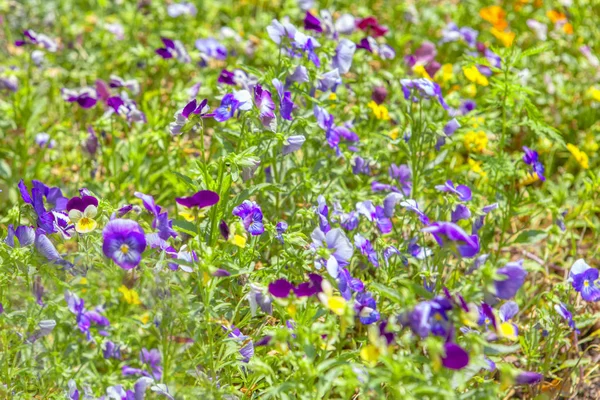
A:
584,280,590,287
120,244,130,254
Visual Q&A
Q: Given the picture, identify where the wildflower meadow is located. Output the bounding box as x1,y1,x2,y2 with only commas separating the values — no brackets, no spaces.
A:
2,0,600,398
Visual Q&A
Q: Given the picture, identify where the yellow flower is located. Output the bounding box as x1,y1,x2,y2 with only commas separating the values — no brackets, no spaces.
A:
468,158,487,177
367,101,390,121
562,23,573,35
480,6,508,30
318,280,347,316
118,285,141,305
464,131,488,153
463,84,477,98
588,87,600,102
80,277,88,285
435,63,454,84
463,65,489,86
328,93,337,101
413,64,432,80
136,313,150,324
68,203,98,233
490,28,515,47
388,128,399,140
232,234,247,248
360,344,380,366
567,143,590,169
499,322,518,341
520,172,540,186
180,211,195,222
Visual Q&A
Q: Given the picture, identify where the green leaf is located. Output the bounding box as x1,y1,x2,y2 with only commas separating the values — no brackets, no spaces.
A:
513,229,547,244
172,219,198,236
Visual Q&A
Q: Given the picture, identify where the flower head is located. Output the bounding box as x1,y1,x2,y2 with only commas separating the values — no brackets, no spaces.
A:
67,195,99,233
232,200,264,235
102,219,147,270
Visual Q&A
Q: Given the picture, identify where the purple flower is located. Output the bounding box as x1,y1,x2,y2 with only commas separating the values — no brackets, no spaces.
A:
67,195,99,234
356,200,392,234
232,200,264,235
218,69,236,86
272,78,295,121
472,203,498,235
102,219,147,270
337,267,364,300
269,279,295,298
389,164,412,195
275,221,288,243
35,132,56,149
248,284,272,315
155,37,190,63
107,95,147,124
451,204,471,223
167,2,197,17
400,78,449,110
34,230,61,261
103,340,122,360
354,233,379,267
515,371,543,385
140,348,163,380
332,39,356,74
33,276,45,306
554,302,579,334
311,227,353,278
224,326,254,363
440,23,478,47
15,29,57,52
65,291,110,341
175,190,219,209
522,146,545,181
254,84,276,127
400,199,430,225
294,274,323,297
318,69,341,92
219,219,230,240
316,195,330,233
288,65,309,83
195,38,227,62
5,225,35,248
435,180,472,201
214,91,252,122
442,342,469,370
109,75,140,94
494,260,527,299
266,19,297,45
304,11,322,32
354,292,380,324
61,87,97,109
352,156,371,175
572,266,600,302
282,135,305,155
422,222,480,258
409,297,453,337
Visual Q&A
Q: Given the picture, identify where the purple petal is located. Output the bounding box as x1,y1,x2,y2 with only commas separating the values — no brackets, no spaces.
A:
175,190,220,209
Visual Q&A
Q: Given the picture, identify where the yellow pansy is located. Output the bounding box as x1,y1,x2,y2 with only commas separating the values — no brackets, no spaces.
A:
567,144,590,169
463,65,489,86
490,28,515,47
118,285,141,305
232,234,247,248
413,64,432,80
360,344,380,366
435,63,454,84
68,202,98,233
480,6,508,30
388,128,399,140
499,322,518,341
318,280,347,316
180,211,195,222
328,93,337,101
464,131,488,153
367,101,390,121
136,313,150,324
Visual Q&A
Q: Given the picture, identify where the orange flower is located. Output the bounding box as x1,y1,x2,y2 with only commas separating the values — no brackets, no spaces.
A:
480,6,508,30
491,28,515,47
547,10,567,23
563,22,573,34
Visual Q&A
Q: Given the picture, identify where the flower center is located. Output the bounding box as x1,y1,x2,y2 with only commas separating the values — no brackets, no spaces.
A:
120,244,130,254
584,280,590,287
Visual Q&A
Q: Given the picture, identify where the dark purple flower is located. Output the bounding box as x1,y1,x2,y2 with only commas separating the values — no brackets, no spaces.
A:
217,69,236,85
214,93,239,122
356,16,388,37
522,146,545,181
219,219,230,240
103,340,122,359
268,279,295,298
294,274,323,297
422,222,480,258
65,291,110,341
304,11,322,32
275,221,288,243
371,86,387,104
442,342,469,370
155,37,190,62
102,219,147,270
15,29,57,52
232,200,264,235
435,180,472,201
61,88,97,109
356,201,392,234
409,297,453,337
176,190,219,209
494,260,527,299
515,371,543,385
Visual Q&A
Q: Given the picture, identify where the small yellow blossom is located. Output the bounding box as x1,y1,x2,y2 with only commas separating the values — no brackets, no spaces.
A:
435,63,454,84
367,101,390,121
80,277,88,285
491,28,515,47
232,234,247,248
480,6,508,30
180,211,195,222
563,23,573,35
360,344,380,365
287,303,297,318
567,143,590,169
118,285,141,305
388,128,399,140
413,64,432,80
137,313,150,324
463,65,489,86
464,131,488,153
499,322,518,341
468,158,487,177
328,93,337,101
318,280,347,316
